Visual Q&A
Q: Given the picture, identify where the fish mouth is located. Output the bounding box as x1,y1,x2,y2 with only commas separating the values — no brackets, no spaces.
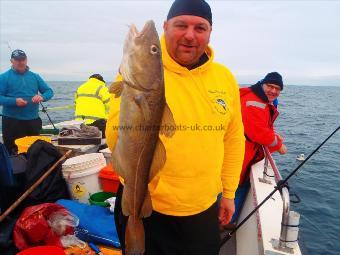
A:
129,20,155,38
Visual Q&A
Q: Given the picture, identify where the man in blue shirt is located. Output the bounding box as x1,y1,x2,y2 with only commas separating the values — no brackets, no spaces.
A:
0,49,54,154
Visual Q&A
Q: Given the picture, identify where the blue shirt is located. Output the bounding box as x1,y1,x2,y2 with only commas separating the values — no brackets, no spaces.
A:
0,68,54,120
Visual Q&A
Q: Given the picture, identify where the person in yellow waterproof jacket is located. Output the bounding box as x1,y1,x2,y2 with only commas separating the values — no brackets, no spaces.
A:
74,74,111,137
106,0,245,254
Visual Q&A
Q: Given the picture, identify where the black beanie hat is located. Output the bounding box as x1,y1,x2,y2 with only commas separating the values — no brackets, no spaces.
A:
167,0,212,25
89,74,105,83
261,72,283,90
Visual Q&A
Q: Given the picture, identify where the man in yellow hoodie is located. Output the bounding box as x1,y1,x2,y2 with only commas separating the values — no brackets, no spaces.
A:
106,0,245,254
74,74,111,137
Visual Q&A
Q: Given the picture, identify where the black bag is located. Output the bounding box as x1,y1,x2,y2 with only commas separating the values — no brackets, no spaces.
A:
0,212,20,255
0,143,26,214
23,140,70,206
0,142,16,188
0,143,24,255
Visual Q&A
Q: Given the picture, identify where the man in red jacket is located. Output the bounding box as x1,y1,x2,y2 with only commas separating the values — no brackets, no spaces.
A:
229,72,287,226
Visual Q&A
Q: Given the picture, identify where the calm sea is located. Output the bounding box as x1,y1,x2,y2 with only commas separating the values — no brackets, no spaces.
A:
274,85,340,255
1,82,339,255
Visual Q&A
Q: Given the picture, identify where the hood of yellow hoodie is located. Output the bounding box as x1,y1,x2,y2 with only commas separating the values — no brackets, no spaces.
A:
160,35,214,75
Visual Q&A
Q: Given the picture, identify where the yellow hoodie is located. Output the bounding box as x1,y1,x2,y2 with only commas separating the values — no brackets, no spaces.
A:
106,36,245,216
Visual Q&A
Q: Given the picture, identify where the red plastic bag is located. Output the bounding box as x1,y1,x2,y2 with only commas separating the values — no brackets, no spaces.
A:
17,246,66,255
13,203,74,250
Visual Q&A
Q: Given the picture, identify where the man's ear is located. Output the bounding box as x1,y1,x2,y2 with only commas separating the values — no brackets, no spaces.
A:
163,21,168,31
208,26,212,44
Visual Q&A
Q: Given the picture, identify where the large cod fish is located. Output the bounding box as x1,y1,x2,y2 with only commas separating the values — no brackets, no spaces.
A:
110,20,175,255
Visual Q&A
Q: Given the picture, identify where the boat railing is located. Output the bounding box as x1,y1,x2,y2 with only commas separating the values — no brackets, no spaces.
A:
261,146,292,252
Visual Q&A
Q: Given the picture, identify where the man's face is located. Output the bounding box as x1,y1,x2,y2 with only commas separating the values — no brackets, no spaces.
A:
11,58,27,73
262,83,282,102
163,15,212,68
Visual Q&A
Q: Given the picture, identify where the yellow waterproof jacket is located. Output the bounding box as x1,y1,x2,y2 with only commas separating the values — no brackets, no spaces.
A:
106,36,245,216
74,78,111,124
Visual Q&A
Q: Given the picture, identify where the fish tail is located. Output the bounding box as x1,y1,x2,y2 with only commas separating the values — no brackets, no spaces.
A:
125,216,145,255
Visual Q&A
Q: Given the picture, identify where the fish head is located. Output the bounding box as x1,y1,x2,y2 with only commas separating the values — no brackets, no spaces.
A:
120,20,163,91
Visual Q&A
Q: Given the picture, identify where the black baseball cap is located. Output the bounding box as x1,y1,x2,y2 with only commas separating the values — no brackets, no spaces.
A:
11,49,27,60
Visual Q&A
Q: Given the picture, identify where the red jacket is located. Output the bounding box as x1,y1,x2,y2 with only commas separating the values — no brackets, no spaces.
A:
239,87,282,184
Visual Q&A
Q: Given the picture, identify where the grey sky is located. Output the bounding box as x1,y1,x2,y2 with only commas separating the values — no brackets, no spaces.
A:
1,0,339,86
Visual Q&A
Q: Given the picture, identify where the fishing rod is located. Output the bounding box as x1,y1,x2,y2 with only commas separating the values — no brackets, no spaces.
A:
39,102,57,130
1,104,61,131
39,104,74,111
220,125,340,248
6,41,13,52
1,103,69,119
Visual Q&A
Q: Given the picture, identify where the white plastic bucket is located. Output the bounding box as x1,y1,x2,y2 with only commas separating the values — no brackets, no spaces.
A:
62,153,106,204
99,147,112,165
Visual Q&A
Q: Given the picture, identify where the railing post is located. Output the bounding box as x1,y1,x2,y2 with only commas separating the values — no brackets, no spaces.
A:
261,146,294,253
279,188,291,249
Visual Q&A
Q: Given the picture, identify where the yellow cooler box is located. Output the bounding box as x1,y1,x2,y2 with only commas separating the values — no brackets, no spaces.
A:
15,136,52,153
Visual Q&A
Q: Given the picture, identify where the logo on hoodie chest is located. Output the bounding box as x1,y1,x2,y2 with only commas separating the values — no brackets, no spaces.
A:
208,90,228,115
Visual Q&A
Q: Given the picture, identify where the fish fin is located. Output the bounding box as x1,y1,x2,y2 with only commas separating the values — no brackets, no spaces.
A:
134,94,151,121
125,216,145,255
121,186,130,216
160,103,176,137
140,191,152,218
112,150,126,180
149,139,166,181
109,81,124,98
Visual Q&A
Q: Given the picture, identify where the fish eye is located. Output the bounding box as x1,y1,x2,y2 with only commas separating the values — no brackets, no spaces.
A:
150,45,158,54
